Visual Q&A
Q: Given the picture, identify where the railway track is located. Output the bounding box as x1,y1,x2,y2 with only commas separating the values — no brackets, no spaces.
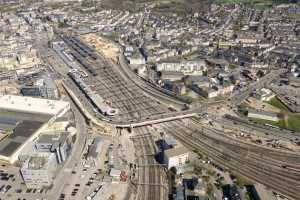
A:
59,34,300,199
62,35,168,122
222,114,300,141
190,119,300,162
131,126,168,200
157,120,300,200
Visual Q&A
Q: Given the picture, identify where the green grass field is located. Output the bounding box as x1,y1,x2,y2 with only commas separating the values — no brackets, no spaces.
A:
267,97,291,112
249,117,285,127
285,114,300,132
249,115,300,132
261,96,300,132
242,96,300,132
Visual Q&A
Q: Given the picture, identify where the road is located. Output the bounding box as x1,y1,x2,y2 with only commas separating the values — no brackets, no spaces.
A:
230,69,286,105
46,98,88,200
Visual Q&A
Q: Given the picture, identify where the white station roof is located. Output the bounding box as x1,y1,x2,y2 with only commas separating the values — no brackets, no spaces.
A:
0,95,70,116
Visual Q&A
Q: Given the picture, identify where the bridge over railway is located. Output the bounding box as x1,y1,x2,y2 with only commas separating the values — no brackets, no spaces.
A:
63,81,200,127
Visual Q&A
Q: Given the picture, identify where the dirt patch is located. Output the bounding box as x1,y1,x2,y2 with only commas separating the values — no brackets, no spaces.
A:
80,33,120,62
246,97,281,113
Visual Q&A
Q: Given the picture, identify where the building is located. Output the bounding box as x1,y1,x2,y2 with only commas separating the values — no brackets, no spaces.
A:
190,85,218,98
109,168,121,178
36,76,59,99
0,119,46,164
255,88,275,101
87,137,103,165
0,95,70,163
190,81,234,98
164,146,190,169
162,81,187,96
222,184,242,200
184,75,210,87
68,71,118,116
20,152,57,189
247,109,279,122
20,86,41,97
160,71,185,82
216,83,234,96
35,133,71,163
157,60,207,76
0,95,70,123
183,177,207,199
127,54,146,65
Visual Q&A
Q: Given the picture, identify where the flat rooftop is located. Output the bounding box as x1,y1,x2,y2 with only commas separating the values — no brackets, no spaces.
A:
36,132,69,151
0,95,70,116
0,120,44,158
36,132,69,145
165,146,189,158
27,155,48,170
0,109,51,122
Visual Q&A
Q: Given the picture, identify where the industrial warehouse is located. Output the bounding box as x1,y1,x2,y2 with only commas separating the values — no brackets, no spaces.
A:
0,95,70,163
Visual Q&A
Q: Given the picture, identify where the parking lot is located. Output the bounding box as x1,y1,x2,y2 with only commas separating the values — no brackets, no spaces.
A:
57,134,111,200
0,163,52,200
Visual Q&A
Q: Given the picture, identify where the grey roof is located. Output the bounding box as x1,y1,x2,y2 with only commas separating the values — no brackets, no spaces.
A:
21,86,41,97
0,109,51,122
36,132,69,145
11,120,44,138
247,108,278,118
36,132,69,152
0,120,44,157
184,75,209,83
0,141,20,157
87,137,103,159
43,76,56,89
0,116,18,126
0,116,19,131
165,146,189,158
161,71,185,80
28,156,47,170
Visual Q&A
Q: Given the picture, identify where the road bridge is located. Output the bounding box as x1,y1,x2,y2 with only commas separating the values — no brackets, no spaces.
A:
116,113,197,128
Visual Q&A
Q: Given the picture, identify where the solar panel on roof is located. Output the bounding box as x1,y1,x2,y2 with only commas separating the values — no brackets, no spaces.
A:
21,87,41,97
0,116,18,125
11,120,44,138
0,141,21,157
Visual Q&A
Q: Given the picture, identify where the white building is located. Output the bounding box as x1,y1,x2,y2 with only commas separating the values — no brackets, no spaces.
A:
127,55,146,65
0,95,70,123
247,109,279,122
20,152,57,189
35,133,70,164
257,88,275,101
157,60,207,76
164,146,190,169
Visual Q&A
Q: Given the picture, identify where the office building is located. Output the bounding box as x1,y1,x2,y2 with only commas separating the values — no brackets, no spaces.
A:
20,152,57,189
164,146,190,169
35,133,71,163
